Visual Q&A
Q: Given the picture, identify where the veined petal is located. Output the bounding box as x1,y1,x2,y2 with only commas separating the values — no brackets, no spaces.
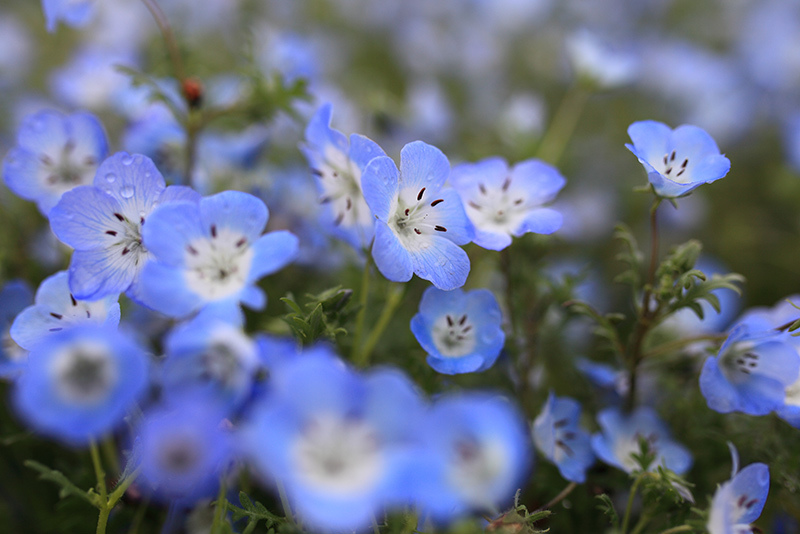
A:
142,202,205,266
49,186,124,250
730,463,769,524
399,141,450,193
68,248,137,300
409,236,469,291
200,190,268,242
362,156,399,221
138,261,203,317
92,153,166,219
449,157,508,191
427,353,485,374
247,230,299,281
371,221,412,283
627,121,671,165
17,110,70,155
349,134,387,172
510,160,566,204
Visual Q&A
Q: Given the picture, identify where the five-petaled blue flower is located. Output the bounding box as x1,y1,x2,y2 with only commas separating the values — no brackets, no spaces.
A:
49,152,200,301
138,190,299,321
410,286,504,374
626,120,731,198
361,141,474,290
300,103,386,250
3,109,107,215
708,444,769,534
450,156,565,250
533,392,594,483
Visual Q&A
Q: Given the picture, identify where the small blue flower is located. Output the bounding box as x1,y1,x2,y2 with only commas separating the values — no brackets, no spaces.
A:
2,110,107,215
591,407,692,475
0,280,33,378
708,444,769,534
301,103,386,251
41,0,96,33
410,286,504,374
626,120,731,198
49,152,200,301
138,190,299,320
13,325,149,445
533,392,594,483
700,317,800,416
450,157,564,250
362,141,474,290
10,270,120,352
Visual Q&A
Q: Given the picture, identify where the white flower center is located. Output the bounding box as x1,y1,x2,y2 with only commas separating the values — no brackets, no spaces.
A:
184,226,254,301
432,313,476,358
51,341,118,405
464,177,529,234
718,341,759,384
656,150,693,184
2,328,27,363
613,431,660,472
39,141,97,196
314,146,372,231
784,375,800,407
447,438,506,506
198,327,258,390
104,211,150,268
390,186,449,243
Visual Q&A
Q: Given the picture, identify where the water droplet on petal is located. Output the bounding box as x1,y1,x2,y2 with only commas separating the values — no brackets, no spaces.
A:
104,188,113,194
145,172,151,179
121,155,134,166
120,186,134,199
105,173,116,183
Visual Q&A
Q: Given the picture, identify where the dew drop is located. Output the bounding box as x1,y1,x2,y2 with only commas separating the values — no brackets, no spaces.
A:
121,155,134,166
105,173,117,183
145,172,151,179
120,186,134,199
104,188,112,194
139,210,146,218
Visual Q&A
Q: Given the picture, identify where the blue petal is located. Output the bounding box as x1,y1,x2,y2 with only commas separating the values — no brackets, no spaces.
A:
399,141,450,193
416,188,474,245
371,221,413,283
361,156,399,221
627,120,671,165
49,186,124,250
200,190,268,242
591,433,624,471
473,228,513,251
690,154,731,185
159,185,202,204
67,112,108,165
449,157,508,192
510,160,566,205
657,442,693,475
417,286,463,319
247,230,299,282
409,237,469,290
303,103,348,165
17,110,70,154
515,208,563,236
730,463,769,524
670,124,723,162
138,261,203,317
142,202,204,267
92,153,166,219
349,134,387,171
68,248,136,300
240,286,266,310
427,353,485,374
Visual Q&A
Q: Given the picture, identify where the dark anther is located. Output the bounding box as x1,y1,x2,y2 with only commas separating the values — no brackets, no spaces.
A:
514,198,524,205
84,156,96,166
114,213,125,221
456,335,465,341
740,368,751,374
665,167,672,175
744,352,759,360
417,187,426,201
478,183,487,195
676,169,685,177
40,154,54,166
468,201,482,210
459,315,467,325
311,168,323,177
430,199,444,207
70,294,77,306
502,177,511,191
105,230,117,236
404,208,410,216
122,247,130,256
332,171,338,177
210,225,217,238
553,418,568,428
187,245,198,255
50,313,63,320
681,158,688,168
346,197,352,210
736,359,745,365
236,238,247,248
140,217,145,225
663,154,668,165
320,196,332,204
737,495,747,508
414,228,421,235
447,315,454,326
47,175,57,184
556,439,574,456
746,498,758,508
462,325,472,333
670,150,676,161
563,431,576,440
334,212,345,226
86,310,91,318
748,362,756,368
49,327,63,332
434,225,447,232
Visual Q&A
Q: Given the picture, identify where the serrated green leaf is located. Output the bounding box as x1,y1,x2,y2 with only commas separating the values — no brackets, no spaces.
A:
24,460,99,508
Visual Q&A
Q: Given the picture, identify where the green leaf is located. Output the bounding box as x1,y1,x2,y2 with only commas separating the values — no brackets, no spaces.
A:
24,460,99,508
595,494,619,528
228,491,281,530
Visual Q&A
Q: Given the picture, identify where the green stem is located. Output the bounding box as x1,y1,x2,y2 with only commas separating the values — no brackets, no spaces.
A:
96,507,111,534
276,479,295,526
101,437,120,475
621,474,644,534
359,283,405,366
108,467,141,508
536,85,590,165
210,477,228,534
534,482,578,512
242,521,257,534
352,256,373,363
90,440,110,534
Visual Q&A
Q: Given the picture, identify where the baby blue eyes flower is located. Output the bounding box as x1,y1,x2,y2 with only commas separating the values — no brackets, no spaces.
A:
626,120,731,198
410,286,504,374
2,109,108,215
450,156,565,251
591,407,692,475
533,392,594,483
301,103,386,250
41,0,96,33
138,190,299,320
699,318,800,416
49,152,200,301
708,445,769,534
362,141,474,290
12,325,149,446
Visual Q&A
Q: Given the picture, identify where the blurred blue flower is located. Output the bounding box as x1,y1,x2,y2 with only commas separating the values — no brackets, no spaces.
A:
362,141,474,290
450,156,564,250
49,152,200,301
0,280,33,378
10,271,120,352
50,46,138,110
626,120,730,198
410,286,504,374
708,444,769,534
2,109,108,215
13,325,149,445
300,103,385,250
533,392,594,483
41,0,96,33
138,190,298,320
241,348,426,531
700,317,800,416
591,407,692,475
566,29,638,88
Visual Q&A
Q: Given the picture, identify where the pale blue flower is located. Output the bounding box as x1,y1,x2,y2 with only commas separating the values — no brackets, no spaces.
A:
708,444,769,534
41,0,96,33
533,392,594,483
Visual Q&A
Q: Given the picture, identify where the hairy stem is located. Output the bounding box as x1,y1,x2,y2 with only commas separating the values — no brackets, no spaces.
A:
621,473,645,534
359,283,405,367
90,440,109,534
535,481,578,512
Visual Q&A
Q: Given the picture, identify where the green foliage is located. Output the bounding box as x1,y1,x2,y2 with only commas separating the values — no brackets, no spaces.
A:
595,493,620,530
227,491,282,533
280,286,355,344
613,224,644,292
24,460,99,508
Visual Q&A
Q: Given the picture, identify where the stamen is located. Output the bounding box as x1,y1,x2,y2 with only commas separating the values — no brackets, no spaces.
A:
479,183,487,195
514,198,524,205
86,310,91,318
663,154,668,165
334,212,345,226
681,159,688,168
502,177,511,191
745,498,758,508
676,169,685,177
446,315,454,327
140,217,145,225
114,213,125,222
737,495,747,508
458,315,467,325
434,225,447,232
404,208,410,216
70,294,77,306
430,199,444,207
462,325,472,333
187,245,198,255
50,313,63,320
556,439,574,456
311,168,323,177
414,228,421,235
105,230,117,236
210,225,217,238
320,196,332,204
83,156,96,166
670,150,676,162
468,201,482,210
235,238,247,248
40,154,54,166
346,197,352,210
49,328,63,332
553,419,568,428
417,187,426,201
122,247,130,256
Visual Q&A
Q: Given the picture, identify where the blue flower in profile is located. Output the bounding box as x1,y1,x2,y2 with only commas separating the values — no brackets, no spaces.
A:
591,407,692,475
533,392,594,483
708,444,769,534
241,348,426,532
626,120,731,198
362,141,474,290
138,190,299,321
410,286,504,374
415,393,531,521
700,317,800,416
300,103,386,250
0,280,33,378
49,152,200,301
2,110,107,215
13,325,149,445
450,157,565,250
41,0,96,33
10,271,120,352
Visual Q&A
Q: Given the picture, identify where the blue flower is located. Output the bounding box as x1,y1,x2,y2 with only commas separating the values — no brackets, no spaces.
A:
626,120,731,198
0,280,33,378
41,0,96,33
533,392,594,483
699,317,800,416
10,271,120,352
415,393,531,521
138,190,299,320
49,152,200,301
410,286,504,374
450,157,564,250
362,141,474,290
12,325,149,445
300,103,386,250
708,445,769,534
2,110,108,215
591,407,692,475
241,348,426,532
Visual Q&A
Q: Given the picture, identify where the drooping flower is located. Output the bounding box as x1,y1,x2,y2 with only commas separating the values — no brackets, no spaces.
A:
41,0,96,33
2,109,107,215
450,156,564,251
138,190,299,321
410,286,504,374
12,325,149,445
591,407,692,475
625,120,731,198
0,280,33,378
300,103,386,250
708,444,769,534
49,152,200,301
10,270,120,352
533,392,594,483
361,141,474,290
